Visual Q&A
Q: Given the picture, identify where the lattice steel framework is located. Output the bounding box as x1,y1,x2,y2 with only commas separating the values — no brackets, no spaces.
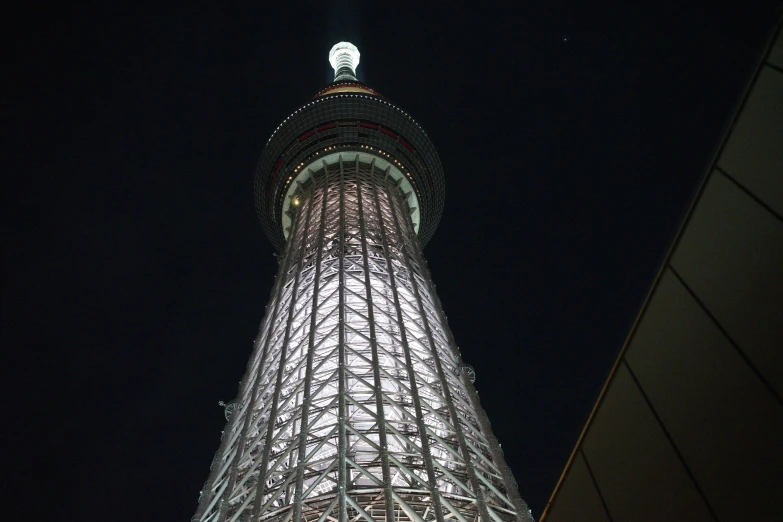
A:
192,43,532,522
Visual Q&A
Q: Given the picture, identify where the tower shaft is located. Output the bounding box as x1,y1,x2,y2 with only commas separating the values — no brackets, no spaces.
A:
194,155,531,522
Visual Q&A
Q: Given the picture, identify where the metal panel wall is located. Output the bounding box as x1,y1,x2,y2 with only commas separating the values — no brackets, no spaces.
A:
541,18,783,522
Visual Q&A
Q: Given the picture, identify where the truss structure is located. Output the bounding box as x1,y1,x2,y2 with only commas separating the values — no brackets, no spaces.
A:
193,155,532,522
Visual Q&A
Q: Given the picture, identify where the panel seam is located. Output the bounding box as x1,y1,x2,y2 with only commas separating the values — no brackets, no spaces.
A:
622,359,721,521
714,166,783,224
668,266,783,406
578,449,615,522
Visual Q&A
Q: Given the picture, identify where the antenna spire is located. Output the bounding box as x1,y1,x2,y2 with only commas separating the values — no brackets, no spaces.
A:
329,42,360,82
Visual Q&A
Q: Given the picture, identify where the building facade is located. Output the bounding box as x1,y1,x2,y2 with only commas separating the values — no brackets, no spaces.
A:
540,17,783,522
192,43,532,522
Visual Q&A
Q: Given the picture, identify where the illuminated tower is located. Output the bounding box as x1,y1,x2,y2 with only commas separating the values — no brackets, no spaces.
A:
192,42,533,522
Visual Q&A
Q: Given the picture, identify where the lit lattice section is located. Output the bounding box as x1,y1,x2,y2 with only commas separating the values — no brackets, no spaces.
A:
193,155,531,522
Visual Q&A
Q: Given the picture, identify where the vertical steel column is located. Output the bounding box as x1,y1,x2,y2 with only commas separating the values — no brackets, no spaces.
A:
292,168,330,522
355,161,396,522
370,168,446,522
336,158,348,522
194,398,241,520
383,176,494,522
213,306,280,520
251,186,314,520
195,192,305,522
403,218,533,522
460,370,532,522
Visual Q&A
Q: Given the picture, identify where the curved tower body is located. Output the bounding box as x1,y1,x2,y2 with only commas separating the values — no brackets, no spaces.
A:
193,43,532,522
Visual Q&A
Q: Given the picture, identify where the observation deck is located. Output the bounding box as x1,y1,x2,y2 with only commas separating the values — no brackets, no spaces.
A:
254,42,445,252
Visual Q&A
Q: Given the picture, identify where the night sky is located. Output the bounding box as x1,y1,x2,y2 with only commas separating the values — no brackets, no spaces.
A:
7,1,779,519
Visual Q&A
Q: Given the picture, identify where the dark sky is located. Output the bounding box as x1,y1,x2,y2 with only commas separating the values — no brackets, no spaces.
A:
6,1,779,519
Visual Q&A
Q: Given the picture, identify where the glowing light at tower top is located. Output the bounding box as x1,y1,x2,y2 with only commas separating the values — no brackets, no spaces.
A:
329,42,360,81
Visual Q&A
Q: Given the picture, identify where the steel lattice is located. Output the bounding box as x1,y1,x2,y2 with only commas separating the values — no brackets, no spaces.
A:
194,154,532,522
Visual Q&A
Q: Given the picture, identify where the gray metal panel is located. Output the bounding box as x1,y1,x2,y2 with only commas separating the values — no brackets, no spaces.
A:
626,271,783,520
717,67,783,216
581,364,714,522
671,172,783,397
543,453,609,522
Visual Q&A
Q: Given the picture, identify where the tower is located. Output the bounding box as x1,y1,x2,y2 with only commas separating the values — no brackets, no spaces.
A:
193,43,533,522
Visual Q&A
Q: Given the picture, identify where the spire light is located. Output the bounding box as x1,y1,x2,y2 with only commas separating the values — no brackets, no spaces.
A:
329,42,360,82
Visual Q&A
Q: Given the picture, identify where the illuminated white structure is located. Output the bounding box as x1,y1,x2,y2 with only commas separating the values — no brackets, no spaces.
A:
192,43,532,522
329,42,361,82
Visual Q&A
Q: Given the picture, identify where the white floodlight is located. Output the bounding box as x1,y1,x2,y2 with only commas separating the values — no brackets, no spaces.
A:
329,42,360,81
